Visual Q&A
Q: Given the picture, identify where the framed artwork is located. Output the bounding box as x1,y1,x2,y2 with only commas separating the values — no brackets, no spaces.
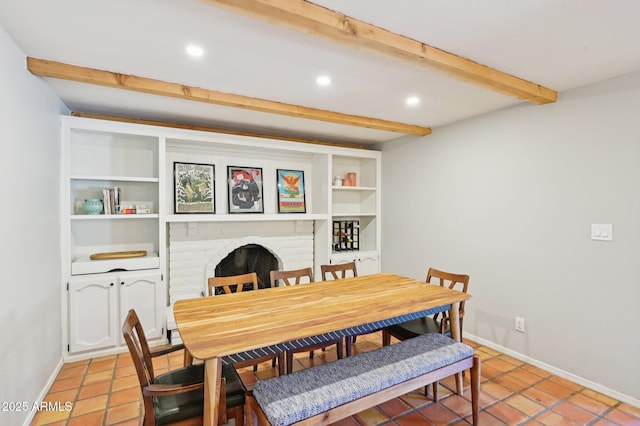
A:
173,162,215,214
227,166,264,213
277,169,306,213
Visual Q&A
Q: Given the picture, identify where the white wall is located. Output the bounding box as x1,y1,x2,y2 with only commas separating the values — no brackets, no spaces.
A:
0,25,68,425
381,71,640,404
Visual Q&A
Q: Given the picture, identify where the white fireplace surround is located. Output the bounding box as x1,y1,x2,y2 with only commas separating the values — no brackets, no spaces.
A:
168,220,315,303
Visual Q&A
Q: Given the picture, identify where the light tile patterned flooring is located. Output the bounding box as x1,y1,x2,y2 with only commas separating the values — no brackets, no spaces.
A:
33,332,640,426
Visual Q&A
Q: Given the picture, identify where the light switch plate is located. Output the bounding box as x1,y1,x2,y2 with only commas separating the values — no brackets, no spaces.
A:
591,224,613,241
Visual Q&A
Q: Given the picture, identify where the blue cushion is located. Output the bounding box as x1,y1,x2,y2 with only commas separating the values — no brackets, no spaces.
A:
253,333,473,426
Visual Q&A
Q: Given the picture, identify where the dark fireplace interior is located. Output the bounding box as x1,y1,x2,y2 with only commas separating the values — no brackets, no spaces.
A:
214,244,278,293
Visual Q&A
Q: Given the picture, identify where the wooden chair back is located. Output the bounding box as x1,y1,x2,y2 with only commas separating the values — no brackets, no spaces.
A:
320,262,358,281
122,309,155,391
426,267,470,332
208,272,258,296
270,267,313,287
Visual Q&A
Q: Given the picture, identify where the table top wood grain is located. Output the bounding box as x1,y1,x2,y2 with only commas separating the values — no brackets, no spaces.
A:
173,273,471,361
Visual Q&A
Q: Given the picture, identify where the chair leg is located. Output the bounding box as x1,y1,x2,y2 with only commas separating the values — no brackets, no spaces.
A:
231,405,244,426
382,329,391,346
183,350,193,367
336,339,344,359
277,352,285,376
345,336,353,357
286,351,294,374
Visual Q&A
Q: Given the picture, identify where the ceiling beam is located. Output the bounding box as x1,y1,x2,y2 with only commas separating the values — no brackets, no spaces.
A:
27,57,432,136
203,0,558,105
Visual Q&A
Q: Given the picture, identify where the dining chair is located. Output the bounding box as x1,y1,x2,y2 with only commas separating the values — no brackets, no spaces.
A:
122,309,245,426
270,267,344,373
208,271,258,296
270,267,314,286
320,262,361,355
320,261,358,280
208,272,285,375
382,267,470,400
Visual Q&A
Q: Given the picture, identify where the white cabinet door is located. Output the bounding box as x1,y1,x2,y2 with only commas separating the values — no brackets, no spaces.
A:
119,271,163,342
68,275,118,353
357,252,379,276
330,251,379,276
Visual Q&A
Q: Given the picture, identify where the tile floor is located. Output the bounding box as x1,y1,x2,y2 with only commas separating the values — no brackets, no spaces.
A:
33,332,640,426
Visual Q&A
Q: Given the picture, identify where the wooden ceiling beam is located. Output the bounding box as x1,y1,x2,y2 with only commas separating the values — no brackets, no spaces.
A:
27,57,432,136
203,0,558,105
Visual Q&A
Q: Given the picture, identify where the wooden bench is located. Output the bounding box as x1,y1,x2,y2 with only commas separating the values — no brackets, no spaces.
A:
248,333,481,426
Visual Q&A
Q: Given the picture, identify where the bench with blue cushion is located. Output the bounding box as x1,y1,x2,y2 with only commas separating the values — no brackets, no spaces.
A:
248,333,480,426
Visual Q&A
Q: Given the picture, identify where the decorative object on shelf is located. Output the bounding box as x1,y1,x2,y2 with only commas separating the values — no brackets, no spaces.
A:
135,204,151,214
119,204,135,214
342,172,357,187
89,250,147,260
333,220,360,251
277,169,306,213
333,176,343,186
174,162,215,214
82,198,104,215
227,166,263,213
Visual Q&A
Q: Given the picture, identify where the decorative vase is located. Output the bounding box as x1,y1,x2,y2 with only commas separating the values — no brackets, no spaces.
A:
333,176,342,186
82,198,104,215
346,172,356,186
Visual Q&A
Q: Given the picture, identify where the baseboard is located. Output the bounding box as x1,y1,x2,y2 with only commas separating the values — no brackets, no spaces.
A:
465,332,640,409
22,358,65,426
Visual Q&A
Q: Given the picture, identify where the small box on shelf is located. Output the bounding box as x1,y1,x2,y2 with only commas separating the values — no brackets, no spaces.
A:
135,204,151,214
120,204,135,214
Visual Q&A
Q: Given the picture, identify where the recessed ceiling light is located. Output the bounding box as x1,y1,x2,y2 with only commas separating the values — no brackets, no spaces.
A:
185,45,204,57
406,96,420,106
316,75,332,86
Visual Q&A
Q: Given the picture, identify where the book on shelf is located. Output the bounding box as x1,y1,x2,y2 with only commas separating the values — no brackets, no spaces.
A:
100,187,153,215
102,189,111,214
102,187,121,214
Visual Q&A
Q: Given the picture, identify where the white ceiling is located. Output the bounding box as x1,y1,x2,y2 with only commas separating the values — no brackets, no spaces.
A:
2,0,640,146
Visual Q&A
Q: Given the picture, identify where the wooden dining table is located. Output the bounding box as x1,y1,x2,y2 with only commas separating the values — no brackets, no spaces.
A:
173,273,471,426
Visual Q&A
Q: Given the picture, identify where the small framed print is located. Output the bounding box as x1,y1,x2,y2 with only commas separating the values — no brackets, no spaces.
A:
227,166,264,213
277,169,306,213
173,162,215,214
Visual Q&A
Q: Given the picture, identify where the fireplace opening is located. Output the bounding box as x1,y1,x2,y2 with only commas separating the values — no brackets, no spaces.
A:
214,244,278,293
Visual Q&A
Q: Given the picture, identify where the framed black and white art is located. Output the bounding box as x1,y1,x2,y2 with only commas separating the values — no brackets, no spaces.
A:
227,166,264,213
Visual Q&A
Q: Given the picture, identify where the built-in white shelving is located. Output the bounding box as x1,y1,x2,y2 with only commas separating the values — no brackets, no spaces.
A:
60,115,381,360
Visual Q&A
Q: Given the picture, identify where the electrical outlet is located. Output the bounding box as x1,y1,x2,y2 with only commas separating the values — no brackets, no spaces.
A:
515,316,525,333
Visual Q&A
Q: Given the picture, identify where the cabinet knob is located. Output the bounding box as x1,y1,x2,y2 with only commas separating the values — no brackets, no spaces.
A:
110,283,114,286
120,281,125,285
